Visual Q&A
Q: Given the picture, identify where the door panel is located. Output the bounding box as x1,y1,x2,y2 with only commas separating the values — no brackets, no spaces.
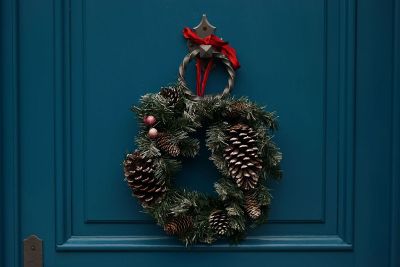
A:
1,0,399,266
55,0,352,249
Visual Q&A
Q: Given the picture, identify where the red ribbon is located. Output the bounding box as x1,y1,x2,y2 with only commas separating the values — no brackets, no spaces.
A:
183,27,240,96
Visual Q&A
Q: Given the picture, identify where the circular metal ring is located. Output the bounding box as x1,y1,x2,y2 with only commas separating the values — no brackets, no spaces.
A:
178,48,236,100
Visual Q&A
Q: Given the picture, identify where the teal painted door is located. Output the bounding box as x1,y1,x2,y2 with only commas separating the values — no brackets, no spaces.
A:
1,0,399,266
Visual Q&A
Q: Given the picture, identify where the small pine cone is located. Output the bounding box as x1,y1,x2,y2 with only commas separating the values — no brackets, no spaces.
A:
224,123,263,190
156,133,180,157
209,210,229,235
160,87,179,105
227,101,251,118
123,152,167,205
244,193,261,219
164,216,193,236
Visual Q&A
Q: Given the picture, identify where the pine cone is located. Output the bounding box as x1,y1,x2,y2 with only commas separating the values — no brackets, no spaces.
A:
244,192,261,219
160,87,179,105
209,210,229,235
227,101,251,118
223,123,262,190
123,152,167,205
156,133,180,157
164,216,193,236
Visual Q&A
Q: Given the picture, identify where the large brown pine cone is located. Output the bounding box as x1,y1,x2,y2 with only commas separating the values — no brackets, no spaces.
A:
123,152,167,206
223,123,262,190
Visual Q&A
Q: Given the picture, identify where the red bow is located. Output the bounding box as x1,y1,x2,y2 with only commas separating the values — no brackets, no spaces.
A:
182,27,240,96
183,27,240,69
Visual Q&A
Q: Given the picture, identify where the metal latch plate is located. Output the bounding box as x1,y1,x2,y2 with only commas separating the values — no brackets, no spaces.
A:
23,235,43,267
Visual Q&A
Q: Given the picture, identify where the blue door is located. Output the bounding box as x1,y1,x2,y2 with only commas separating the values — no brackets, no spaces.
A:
2,0,399,266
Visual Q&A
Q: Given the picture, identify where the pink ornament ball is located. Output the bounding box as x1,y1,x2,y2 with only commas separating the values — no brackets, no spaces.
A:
144,115,156,126
148,128,158,139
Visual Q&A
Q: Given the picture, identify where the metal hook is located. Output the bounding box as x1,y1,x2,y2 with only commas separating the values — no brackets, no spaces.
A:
193,14,216,38
187,14,217,58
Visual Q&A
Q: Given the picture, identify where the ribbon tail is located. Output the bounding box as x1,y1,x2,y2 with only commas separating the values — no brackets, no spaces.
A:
200,59,214,97
195,58,203,96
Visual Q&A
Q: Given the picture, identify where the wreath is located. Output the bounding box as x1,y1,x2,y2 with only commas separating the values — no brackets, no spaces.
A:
123,22,282,245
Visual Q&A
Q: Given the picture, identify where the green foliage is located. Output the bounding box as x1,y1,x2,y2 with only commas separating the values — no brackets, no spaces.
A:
127,83,282,245
214,178,244,201
153,157,181,181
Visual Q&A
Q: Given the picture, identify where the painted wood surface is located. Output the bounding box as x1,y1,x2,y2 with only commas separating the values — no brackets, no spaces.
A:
1,0,399,266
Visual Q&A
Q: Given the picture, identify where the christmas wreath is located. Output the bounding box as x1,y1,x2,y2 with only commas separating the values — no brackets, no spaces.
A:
123,19,282,245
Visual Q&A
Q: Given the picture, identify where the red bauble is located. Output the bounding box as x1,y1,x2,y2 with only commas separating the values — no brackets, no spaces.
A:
144,115,156,126
148,128,158,139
